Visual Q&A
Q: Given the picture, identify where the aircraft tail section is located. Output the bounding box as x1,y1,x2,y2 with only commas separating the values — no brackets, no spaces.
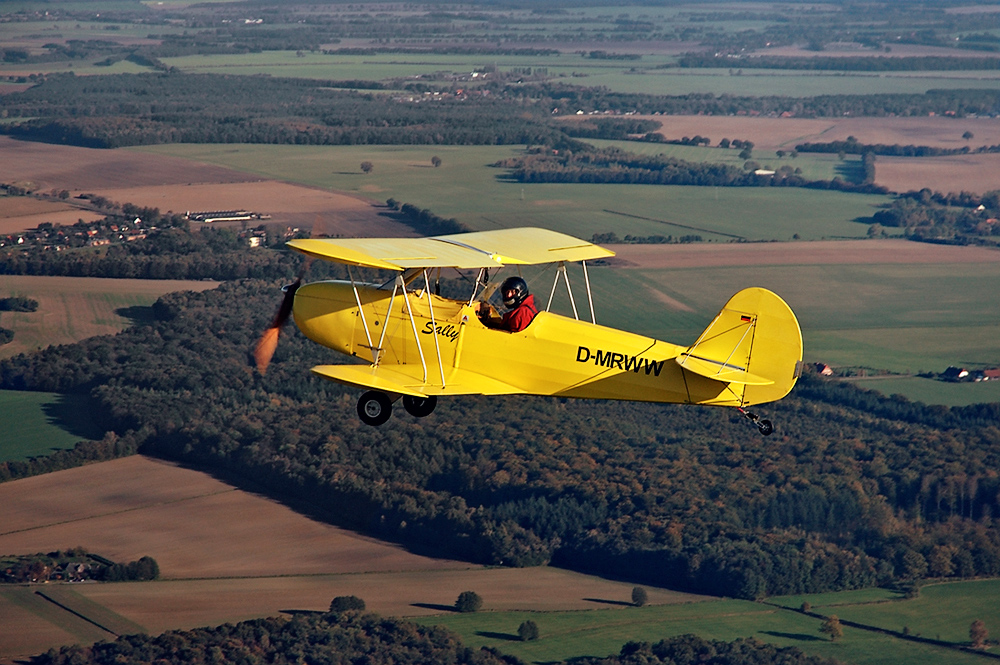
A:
677,287,803,406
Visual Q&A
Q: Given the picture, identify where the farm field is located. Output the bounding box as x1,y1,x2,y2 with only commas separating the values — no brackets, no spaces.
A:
0,391,103,463
842,376,1000,406
134,143,892,242
153,52,1000,97
0,456,706,661
0,197,104,236
0,275,220,359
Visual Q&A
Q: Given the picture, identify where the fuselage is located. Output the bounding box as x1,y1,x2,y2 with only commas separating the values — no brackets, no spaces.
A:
292,280,748,407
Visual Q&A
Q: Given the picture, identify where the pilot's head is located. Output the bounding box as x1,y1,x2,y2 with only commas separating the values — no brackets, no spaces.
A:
500,276,529,309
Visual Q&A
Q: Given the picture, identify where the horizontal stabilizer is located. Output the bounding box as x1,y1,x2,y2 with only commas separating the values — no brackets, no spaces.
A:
311,364,524,396
676,354,774,386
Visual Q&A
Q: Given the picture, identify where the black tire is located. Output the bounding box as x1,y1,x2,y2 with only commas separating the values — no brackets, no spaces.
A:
357,391,392,426
403,394,437,418
758,419,774,436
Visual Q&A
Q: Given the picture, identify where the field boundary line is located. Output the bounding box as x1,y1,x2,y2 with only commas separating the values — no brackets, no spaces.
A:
603,209,746,240
0,487,237,537
34,591,119,638
764,601,1000,661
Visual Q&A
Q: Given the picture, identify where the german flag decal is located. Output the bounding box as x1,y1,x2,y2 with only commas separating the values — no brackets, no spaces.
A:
741,315,753,322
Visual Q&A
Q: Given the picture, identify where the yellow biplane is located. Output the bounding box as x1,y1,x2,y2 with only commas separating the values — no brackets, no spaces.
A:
255,228,803,435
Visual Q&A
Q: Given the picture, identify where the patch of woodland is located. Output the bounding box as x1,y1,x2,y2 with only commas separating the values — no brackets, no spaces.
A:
3,281,1000,599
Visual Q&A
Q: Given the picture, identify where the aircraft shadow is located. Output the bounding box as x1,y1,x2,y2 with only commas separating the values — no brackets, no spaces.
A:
583,597,634,607
760,630,824,642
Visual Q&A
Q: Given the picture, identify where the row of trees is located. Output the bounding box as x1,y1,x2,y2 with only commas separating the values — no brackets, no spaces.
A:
33,610,831,665
678,54,1000,71
494,146,887,194
4,280,1000,598
795,140,1000,157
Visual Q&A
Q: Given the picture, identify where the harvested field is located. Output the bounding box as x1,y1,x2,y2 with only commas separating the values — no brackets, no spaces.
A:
637,115,1000,152
0,197,104,235
0,456,469,580
0,138,408,237
0,137,259,192
875,153,1000,195
96,181,402,238
0,457,707,661
0,275,219,358
607,238,1000,270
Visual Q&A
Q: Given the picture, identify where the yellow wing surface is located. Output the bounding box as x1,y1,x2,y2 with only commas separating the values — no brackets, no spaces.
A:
287,227,615,270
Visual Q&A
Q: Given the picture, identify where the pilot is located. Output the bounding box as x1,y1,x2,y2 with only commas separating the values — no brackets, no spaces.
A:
478,276,538,333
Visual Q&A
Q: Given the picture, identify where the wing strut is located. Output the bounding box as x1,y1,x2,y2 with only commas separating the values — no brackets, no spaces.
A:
348,265,380,365
582,260,596,324
546,261,580,320
423,269,447,389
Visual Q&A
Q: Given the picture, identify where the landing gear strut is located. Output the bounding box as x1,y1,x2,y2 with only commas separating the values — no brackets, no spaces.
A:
739,407,773,436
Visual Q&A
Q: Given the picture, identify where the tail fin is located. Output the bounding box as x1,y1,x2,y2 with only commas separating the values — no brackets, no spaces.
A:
677,287,803,407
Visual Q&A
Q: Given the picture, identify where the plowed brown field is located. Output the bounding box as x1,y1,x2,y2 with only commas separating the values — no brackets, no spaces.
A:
0,137,408,237
0,457,707,661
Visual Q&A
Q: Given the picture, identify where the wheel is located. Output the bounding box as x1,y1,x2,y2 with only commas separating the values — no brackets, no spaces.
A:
357,391,392,426
403,394,437,418
757,419,774,436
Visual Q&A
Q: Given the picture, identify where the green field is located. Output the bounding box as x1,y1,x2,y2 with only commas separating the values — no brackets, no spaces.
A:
0,391,103,463
842,376,1000,407
412,583,994,665
153,52,1000,97
133,143,890,243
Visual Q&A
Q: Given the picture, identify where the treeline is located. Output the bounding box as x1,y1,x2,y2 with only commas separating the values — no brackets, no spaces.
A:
560,118,662,141
495,147,888,194
387,200,471,236
525,83,1000,118
678,54,1000,71
0,226,303,281
796,140,1000,157
0,73,564,149
31,611,831,665
4,282,1000,599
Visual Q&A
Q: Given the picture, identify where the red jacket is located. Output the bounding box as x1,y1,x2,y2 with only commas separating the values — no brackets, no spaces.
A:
499,294,538,332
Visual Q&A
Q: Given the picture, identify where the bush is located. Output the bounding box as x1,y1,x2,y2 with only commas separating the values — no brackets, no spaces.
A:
455,590,482,613
0,327,12,345
329,595,366,612
518,620,539,641
631,586,648,607
0,297,39,312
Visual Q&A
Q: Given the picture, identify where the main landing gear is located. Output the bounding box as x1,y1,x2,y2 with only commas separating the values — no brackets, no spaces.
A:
739,407,774,437
356,391,437,426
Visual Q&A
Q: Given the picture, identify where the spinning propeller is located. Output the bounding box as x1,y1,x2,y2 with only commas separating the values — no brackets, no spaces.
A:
253,218,325,374
253,278,301,374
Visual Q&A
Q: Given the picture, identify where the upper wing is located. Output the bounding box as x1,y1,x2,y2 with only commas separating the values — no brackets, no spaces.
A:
286,227,615,270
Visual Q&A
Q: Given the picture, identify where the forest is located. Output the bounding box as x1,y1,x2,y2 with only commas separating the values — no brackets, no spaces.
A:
3,278,1000,600
2,74,1000,151
32,611,832,665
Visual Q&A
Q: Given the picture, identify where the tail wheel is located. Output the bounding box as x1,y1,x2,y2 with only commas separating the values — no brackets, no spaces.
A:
403,395,437,418
757,419,774,436
357,391,392,426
